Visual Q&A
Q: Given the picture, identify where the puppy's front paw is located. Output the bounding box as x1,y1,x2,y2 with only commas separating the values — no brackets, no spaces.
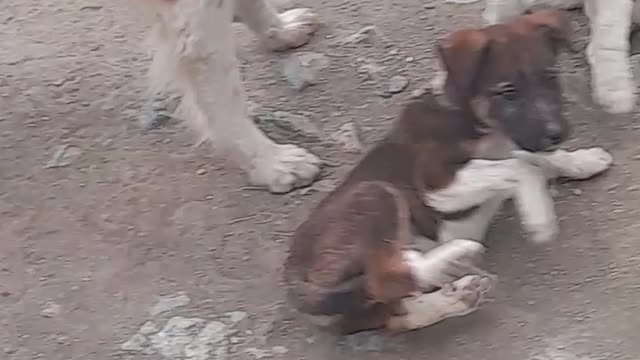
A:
265,8,319,51
557,147,614,180
248,144,321,193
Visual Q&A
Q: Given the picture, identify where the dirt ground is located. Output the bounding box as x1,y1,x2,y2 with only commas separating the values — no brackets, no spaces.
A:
1,1,640,359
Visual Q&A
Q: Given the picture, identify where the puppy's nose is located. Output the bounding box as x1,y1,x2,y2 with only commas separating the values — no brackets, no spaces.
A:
546,122,565,144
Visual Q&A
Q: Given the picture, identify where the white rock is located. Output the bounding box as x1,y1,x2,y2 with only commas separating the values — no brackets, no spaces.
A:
121,334,147,352
149,316,205,358
139,320,160,335
183,321,230,360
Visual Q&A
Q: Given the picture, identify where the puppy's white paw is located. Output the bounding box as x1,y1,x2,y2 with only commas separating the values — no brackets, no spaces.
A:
593,75,636,114
265,8,318,51
386,274,494,331
404,239,487,290
549,148,613,180
441,274,495,317
248,144,321,193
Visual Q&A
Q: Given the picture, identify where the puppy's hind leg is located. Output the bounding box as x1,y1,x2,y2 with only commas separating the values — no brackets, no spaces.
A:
234,0,318,51
147,0,321,193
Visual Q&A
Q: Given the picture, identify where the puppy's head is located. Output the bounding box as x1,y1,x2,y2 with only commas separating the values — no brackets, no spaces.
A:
438,9,571,152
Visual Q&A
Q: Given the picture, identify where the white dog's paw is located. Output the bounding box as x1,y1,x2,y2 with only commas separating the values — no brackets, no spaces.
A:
248,144,321,193
593,76,636,114
525,220,559,244
550,148,613,180
265,8,318,51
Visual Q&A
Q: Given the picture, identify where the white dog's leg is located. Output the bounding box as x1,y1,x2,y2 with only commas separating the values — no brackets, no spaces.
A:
482,0,585,25
147,0,320,193
386,275,494,331
482,0,528,25
585,0,636,114
425,159,520,214
513,147,613,180
234,0,318,51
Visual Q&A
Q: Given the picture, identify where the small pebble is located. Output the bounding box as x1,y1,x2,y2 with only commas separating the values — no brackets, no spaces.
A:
40,302,61,318
272,346,288,354
196,168,207,175
387,75,410,94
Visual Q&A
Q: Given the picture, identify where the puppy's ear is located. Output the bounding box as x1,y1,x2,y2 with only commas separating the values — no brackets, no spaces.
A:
524,9,572,53
437,30,491,106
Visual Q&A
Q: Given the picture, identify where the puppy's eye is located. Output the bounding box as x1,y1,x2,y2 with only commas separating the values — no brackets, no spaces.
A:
493,82,518,101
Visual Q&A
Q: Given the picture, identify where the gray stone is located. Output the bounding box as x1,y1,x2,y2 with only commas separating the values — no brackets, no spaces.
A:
387,75,410,94
139,93,180,130
330,122,363,152
337,26,378,45
254,111,322,143
40,301,61,318
282,52,330,90
45,145,82,168
149,292,191,316
341,331,384,352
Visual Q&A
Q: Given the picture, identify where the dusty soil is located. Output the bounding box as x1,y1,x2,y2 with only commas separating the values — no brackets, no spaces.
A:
1,1,639,360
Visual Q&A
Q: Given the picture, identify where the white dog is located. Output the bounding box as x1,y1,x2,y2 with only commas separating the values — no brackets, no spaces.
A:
139,0,322,193
483,0,640,114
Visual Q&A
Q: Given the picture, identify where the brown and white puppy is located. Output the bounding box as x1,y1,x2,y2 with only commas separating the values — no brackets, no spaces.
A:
283,10,612,335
